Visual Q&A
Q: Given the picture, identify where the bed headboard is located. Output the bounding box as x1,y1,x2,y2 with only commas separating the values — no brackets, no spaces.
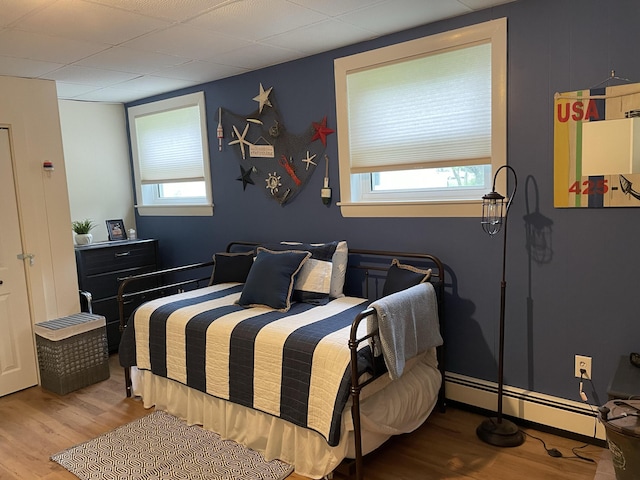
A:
226,241,445,303
344,248,444,299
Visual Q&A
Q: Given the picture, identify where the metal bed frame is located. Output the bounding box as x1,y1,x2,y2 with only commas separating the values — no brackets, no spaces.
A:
116,242,446,480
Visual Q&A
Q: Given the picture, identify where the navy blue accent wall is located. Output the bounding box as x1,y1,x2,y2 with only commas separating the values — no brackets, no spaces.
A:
127,0,640,407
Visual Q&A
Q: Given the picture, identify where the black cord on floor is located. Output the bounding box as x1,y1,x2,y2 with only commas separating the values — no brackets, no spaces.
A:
522,430,595,463
572,443,596,463
520,373,601,464
522,431,561,458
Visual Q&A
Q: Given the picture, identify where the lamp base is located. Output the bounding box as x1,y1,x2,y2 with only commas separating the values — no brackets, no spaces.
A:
476,417,525,447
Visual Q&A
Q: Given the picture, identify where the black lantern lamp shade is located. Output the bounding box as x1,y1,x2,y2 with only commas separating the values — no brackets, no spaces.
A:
476,165,525,448
481,190,506,236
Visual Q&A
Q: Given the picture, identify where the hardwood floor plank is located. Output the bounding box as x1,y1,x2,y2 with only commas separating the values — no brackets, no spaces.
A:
0,355,604,480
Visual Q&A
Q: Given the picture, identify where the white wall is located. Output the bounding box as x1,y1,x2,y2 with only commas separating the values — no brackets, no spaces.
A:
0,76,78,321
59,100,135,243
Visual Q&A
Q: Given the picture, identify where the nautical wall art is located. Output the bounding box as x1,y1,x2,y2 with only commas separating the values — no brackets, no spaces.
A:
219,84,333,205
554,78,640,208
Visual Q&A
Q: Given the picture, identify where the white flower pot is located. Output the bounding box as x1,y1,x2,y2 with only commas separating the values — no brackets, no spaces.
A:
75,233,93,245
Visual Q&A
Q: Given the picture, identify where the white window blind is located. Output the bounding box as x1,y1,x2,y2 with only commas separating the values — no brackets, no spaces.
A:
135,104,205,184
346,42,491,174
128,91,213,216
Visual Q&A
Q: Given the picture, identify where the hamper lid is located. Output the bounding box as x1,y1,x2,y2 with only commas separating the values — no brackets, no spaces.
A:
601,400,640,438
34,312,106,341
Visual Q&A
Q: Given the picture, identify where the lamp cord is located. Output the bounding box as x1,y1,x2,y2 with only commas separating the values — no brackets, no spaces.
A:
521,373,601,463
522,430,596,463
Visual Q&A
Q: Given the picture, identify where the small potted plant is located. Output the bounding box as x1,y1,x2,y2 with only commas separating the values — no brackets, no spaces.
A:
72,219,96,245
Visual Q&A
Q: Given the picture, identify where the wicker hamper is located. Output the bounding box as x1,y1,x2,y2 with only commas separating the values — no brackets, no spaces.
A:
34,312,110,395
600,399,640,480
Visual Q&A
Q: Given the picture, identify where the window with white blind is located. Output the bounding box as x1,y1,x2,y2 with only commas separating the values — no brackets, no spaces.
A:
128,92,213,216
334,18,507,217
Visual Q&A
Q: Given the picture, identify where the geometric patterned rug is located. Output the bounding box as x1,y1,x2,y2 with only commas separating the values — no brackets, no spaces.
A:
51,410,294,480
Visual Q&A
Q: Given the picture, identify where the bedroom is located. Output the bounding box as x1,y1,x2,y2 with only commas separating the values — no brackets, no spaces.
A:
1,0,638,478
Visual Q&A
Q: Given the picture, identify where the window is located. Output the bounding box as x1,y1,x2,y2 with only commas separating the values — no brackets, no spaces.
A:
334,18,506,217
128,91,213,216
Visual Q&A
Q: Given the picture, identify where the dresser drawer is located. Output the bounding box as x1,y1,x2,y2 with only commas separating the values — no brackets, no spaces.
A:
75,239,159,352
79,242,157,276
80,266,158,298
92,291,160,325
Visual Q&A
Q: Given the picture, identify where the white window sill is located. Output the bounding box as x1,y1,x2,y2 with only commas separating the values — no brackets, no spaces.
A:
337,200,482,218
135,204,214,217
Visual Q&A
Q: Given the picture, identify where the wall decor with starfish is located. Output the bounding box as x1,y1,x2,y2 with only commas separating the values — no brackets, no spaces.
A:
219,83,333,205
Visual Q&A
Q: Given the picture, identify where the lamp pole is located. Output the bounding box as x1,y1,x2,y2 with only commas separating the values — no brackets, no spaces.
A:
476,165,524,447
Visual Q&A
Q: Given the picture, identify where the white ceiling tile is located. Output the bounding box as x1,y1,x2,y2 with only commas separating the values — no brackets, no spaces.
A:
122,24,251,60
338,0,470,34
155,60,249,82
265,19,376,55
46,64,139,86
70,86,150,103
75,46,189,74
0,0,56,27
0,28,109,63
209,43,302,70
286,0,387,17
55,81,105,99
0,54,63,77
188,0,327,42
87,0,228,22
13,0,170,45
116,74,198,92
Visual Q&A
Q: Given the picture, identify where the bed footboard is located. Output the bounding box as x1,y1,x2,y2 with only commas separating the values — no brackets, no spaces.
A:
338,249,446,480
117,260,214,396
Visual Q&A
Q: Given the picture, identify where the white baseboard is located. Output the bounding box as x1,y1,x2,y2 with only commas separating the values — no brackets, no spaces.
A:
445,372,606,440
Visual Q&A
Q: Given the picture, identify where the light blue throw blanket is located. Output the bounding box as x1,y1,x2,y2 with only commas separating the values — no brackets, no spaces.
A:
369,282,443,380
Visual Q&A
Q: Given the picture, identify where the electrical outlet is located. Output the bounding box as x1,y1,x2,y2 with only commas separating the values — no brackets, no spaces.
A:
575,355,592,379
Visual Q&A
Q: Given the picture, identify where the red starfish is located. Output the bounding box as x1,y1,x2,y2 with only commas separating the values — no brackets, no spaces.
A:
311,116,334,146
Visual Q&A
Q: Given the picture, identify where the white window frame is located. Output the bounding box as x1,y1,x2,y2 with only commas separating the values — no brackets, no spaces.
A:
334,18,507,218
128,92,213,216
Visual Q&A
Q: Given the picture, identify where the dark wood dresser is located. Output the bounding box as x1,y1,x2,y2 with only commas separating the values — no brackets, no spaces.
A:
74,239,159,352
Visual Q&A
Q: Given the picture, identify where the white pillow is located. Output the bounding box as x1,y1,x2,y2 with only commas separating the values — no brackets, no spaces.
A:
281,240,348,299
330,240,348,298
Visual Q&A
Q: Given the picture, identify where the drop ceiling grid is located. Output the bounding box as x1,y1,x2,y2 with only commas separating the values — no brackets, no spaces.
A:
0,0,516,102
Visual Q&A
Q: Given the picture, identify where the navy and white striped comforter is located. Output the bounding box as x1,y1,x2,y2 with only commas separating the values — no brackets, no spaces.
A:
119,283,371,446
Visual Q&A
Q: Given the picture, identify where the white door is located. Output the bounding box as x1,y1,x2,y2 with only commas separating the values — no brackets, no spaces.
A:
0,127,38,396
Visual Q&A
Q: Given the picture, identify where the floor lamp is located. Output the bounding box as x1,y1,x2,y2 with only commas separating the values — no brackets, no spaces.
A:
476,164,525,447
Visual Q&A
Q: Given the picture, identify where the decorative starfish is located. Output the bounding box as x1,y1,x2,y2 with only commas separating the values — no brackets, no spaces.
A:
302,151,317,170
311,116,334,146
253,83,273,113
228,123,253,160
236,165,255,190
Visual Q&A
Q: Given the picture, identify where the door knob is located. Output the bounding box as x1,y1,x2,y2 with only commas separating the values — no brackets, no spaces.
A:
17,253,35,266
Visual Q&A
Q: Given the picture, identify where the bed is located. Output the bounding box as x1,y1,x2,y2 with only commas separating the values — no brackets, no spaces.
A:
117,241,446,479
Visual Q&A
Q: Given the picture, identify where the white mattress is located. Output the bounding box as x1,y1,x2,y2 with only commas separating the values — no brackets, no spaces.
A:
131,347,441,479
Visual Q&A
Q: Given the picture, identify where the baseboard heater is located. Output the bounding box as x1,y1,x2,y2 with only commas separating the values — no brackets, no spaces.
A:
444,372,606,440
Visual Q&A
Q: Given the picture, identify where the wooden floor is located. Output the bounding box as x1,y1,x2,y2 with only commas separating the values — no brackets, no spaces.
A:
0,354,604,480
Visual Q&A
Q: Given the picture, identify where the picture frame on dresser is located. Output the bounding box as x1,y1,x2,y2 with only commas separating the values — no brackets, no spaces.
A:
106,219,127,241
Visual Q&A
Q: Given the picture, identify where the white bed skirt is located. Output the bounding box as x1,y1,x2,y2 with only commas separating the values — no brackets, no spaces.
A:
131,347,441,479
